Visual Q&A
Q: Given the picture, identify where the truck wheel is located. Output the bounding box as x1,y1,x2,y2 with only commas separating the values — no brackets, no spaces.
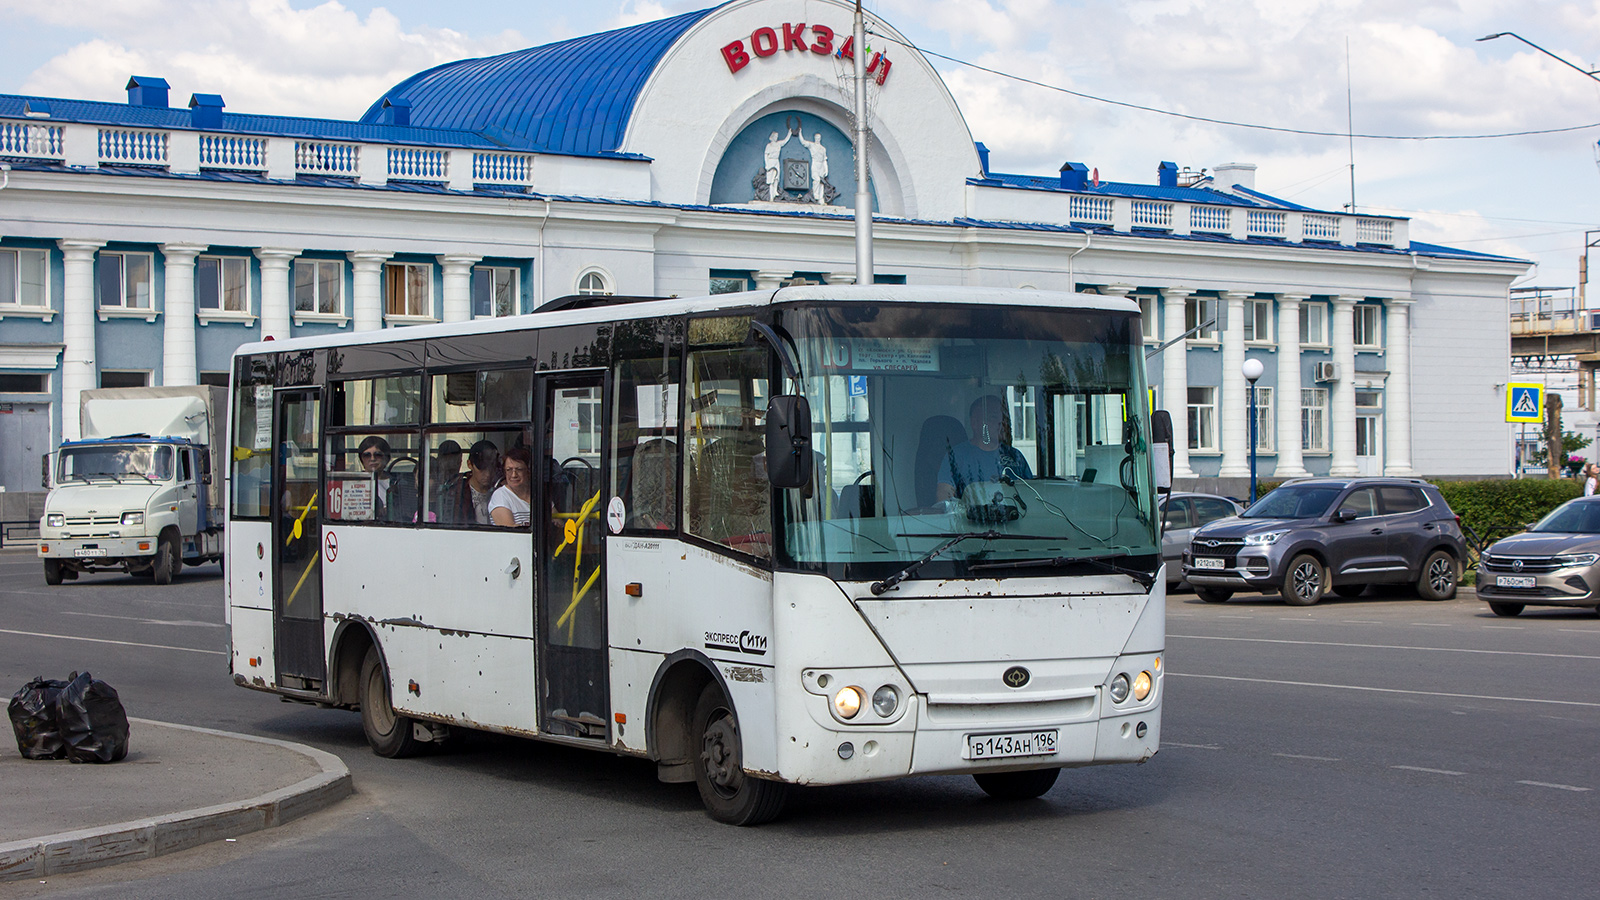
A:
44,559,64,586
152,534,179,585
693,683,787,825
360,646,421,758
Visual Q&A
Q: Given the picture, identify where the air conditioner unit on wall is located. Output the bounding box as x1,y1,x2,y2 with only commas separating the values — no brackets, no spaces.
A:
1314,362,1339,383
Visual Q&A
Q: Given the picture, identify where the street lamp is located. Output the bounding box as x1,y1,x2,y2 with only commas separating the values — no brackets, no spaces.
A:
1476,32,1600,83
1243,358,1265,504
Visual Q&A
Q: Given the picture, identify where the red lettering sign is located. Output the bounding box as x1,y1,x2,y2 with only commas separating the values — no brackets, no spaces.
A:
836,34,854,61
782,22,807,51
722,39,750,73
810,24,834,55
752,26,778,57
876,56,892,85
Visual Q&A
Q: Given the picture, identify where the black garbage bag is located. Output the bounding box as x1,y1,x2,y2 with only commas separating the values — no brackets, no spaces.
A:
8,677,70,759
55,671,130,764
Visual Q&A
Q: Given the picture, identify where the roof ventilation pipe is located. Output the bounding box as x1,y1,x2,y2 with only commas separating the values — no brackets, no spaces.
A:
126,76,170,108
1059,162,1088,190
1212,162,1256,194
382,97,412,127
189,94,224,129
1157,161,1178,188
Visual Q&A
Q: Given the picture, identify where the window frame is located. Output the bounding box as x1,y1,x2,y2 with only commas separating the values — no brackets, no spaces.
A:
294,259,346,322
384,261,435,323
96,250,155,318
1299,302,1328,347
1353,303,1382,349
1185,297,1218,343
1135,294,1159,342
1301,388,1329,452
0,247,50,312
196,254,253,321
1243,299,1273,344
1249,385,1274,452
1187,386,1218,451
577,269,612,297
471,265,520,318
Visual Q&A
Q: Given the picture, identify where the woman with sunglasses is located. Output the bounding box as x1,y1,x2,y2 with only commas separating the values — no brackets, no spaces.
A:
489,446,534,528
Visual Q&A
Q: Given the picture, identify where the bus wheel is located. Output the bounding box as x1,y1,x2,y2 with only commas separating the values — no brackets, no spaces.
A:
360,646,420,758
44,559,64,585
974,767,1060,800
692,683,787,825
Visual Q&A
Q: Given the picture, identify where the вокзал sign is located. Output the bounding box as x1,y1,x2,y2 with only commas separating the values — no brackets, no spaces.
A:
720,22,892,85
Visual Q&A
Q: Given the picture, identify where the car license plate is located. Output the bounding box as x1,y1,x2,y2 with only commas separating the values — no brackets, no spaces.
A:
965,729,1059,760
1496,576,1535,589
74,548,107,558
1194,557,1225,570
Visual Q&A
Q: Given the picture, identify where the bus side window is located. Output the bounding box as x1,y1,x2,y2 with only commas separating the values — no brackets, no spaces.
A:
612,357,680,531
684,346,770,558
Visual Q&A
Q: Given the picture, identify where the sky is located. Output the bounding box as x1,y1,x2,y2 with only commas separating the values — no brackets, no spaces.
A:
2,0,1598,293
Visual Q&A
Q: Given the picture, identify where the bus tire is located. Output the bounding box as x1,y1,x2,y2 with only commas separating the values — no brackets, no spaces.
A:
1194,587,1231,604
360,645,421,759
974,767,1061,800
44,559,64,585
152,533,180,586
692,683,787,825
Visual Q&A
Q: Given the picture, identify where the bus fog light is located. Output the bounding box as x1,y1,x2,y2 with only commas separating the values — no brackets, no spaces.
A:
1133,671,1153,701
833,686,863,719
1136,721,1148,738
838,741,854,759
1109,673,1131,704
871,685,899,717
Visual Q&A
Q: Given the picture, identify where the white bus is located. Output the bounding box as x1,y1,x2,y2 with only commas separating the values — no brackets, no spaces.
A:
226,285,1170,824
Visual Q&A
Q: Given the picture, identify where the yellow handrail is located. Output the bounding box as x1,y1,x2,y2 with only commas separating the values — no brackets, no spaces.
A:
284,490,318,546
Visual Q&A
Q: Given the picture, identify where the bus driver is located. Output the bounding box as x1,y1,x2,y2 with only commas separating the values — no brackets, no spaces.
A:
935,394,1033,502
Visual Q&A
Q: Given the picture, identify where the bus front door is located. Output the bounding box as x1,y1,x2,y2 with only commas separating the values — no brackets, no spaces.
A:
535,374,610,741
271,389,327,692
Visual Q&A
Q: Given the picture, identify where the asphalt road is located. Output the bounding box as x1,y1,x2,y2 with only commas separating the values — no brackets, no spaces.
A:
3,549,1598,899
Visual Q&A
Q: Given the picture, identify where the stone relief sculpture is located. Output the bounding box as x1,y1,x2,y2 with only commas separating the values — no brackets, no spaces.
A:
750,117,840,205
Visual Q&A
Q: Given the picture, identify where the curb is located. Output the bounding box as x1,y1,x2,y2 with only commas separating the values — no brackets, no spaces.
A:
0,718,352,883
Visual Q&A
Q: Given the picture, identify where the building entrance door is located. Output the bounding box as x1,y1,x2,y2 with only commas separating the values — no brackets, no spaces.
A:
1355,390,1383,476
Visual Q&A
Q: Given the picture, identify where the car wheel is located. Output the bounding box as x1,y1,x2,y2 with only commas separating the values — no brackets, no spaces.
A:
1488,602,1524,618
1332,584,1365,598
974,767,1061,800
1195,587,1232,604
360,645,421,758
43,559,63,586
1416,550,1457,601
1284,554,1326,606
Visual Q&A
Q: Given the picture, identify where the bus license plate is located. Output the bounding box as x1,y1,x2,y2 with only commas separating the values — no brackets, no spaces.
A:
74,548,107,558
965,729,1059,760
1194,557,1225,570
1496,576,1535,589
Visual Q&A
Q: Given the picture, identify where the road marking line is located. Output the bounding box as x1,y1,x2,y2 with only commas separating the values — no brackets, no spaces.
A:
1517,780,1591,792
1167,672,1600,708
1218,615,1254,619
1342,620,1383,624
62,611,222,628
1165,742,1221,750
1392,765,1465,776
1275,753,1340,761
0,628,224,656
1409,623,1452,627
1559,629,1598,633
1481,626,1524,630
1170,633,1600,661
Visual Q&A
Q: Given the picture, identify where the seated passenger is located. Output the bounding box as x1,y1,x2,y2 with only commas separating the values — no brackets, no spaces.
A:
439,440,500,525
936,394,1034,502
489,447,534,528
357,435,392,519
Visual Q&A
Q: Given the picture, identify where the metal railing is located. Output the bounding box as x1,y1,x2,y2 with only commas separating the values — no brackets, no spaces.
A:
0,520,39,550
0,120,63,159
1509,287,1591,336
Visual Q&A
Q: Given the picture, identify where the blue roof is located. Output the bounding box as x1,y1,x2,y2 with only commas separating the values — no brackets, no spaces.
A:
976,171,1266,207
358,6,720,156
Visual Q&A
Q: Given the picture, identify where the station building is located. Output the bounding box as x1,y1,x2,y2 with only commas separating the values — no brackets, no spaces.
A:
0,0,1528,496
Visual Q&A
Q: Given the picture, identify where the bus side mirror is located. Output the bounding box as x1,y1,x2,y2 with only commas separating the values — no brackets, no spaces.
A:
1150,410,1174,494
765,395,813,489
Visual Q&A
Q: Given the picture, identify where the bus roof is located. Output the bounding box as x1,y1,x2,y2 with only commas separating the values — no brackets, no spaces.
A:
231,285,1138,357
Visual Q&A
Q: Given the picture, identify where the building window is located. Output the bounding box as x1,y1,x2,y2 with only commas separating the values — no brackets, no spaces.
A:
0,373,48,393
1135,295,1158,341
197,257,249,313
294,260,343,315
96,252,153,309
1300,303,1327,345
709,269,752,294
385,263,432,319
100,370,150,389
1248,386,1274,452
199,371,231,388
1302,388,1328,451
0,248,49,308
1187,386,1217,451
577,271,611,296
472,266,518,317
1243,299,1272,342
1353,304,1382,348
1185,297,1217,341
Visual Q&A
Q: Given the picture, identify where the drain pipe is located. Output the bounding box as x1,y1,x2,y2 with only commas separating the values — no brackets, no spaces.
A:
1066,231,1091,291
0,164,10,190
536,198,551,309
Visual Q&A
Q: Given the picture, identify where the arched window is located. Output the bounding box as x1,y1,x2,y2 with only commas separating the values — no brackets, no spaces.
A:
577,271,610,296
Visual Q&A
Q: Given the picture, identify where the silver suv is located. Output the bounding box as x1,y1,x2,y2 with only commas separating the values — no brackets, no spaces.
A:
1182,477,1466,606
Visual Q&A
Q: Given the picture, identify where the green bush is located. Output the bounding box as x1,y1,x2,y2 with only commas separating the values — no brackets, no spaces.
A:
1253,478,1579,544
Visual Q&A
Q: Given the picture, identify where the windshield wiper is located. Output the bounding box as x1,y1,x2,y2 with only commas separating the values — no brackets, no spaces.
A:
871,531,1058,595
969,552,1158,589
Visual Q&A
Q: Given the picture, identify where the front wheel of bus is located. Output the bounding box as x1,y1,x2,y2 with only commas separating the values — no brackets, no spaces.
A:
360,646,421,759
692,683,787,825
974,767,1060,800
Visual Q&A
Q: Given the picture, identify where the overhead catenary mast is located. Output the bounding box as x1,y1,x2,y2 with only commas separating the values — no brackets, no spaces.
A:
853,0,873,284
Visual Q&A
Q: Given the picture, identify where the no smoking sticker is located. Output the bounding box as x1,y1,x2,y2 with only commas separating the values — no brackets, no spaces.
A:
607,496,626,534
324,532,338,563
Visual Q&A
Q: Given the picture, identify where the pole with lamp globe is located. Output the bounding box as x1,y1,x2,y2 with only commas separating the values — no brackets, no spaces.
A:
1242,358,1265,504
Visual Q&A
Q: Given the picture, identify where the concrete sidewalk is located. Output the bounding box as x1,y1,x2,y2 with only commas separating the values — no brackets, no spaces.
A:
0,718,350,881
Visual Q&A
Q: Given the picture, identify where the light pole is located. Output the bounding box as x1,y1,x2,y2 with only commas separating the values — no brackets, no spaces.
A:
1476,33,1600,83
1243,358,1264,503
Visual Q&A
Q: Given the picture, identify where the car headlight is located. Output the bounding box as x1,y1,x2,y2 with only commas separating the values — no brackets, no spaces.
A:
833,686,864,719
872,685,900,718
1554,553,1600,568
1109,673,1131,704
1244,530,1287,545
46,513,64,528
1133,671,1153,701
121,511,144,526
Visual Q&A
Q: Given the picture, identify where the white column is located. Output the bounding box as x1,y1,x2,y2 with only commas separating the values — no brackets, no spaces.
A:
349,251,393,332
1383,297,1415,476
753,269,790,290
58,239,105,441
160,243,207,386
1329,295,1360,476
1162,287,1196,478
1275,293,1311,477
1218,291,1251,477
438,254,482,323
1099,283,1133,300
254,248,300,341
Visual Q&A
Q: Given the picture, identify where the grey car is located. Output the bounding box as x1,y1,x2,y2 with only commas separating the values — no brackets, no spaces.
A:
1160,492,1244,588
1477,497,1600,617
1182,477,1466,606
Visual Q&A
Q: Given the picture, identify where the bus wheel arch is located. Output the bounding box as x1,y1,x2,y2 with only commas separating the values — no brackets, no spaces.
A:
329,620,377,708
646,650,730,785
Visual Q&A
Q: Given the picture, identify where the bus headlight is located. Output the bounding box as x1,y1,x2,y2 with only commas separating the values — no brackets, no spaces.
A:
46,513,64,528
121,511,144,526
833,686,864,719
1109,673,1131,704
1133,671,1153,701
872,685,899,717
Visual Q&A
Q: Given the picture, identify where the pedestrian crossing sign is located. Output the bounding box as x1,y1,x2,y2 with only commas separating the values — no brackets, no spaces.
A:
1506,383,1543,423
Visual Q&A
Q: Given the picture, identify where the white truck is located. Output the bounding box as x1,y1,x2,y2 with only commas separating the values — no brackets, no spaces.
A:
38,386,227,585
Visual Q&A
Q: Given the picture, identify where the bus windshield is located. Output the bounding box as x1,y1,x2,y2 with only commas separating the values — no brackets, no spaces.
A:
774,303,1158,578
59,443,173,483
